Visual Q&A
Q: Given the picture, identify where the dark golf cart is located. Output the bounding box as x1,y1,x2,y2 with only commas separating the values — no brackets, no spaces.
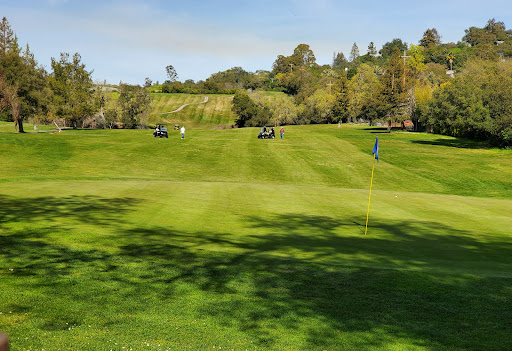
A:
153,123,168,138
258,126,275,139
174,124,180,130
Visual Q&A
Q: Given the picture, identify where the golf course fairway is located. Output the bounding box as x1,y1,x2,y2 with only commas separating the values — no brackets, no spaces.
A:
1,122,511,350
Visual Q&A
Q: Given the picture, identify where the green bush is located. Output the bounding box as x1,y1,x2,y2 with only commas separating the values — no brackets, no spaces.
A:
424,59,512,146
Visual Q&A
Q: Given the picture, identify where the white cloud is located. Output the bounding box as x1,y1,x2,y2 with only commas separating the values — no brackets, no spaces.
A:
5,0,511,83
14,1,297,61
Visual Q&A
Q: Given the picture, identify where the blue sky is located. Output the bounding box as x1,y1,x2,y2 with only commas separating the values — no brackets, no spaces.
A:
1,0,511,85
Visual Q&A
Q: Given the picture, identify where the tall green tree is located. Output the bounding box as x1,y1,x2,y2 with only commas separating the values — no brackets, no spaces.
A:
0,17,15,54
19,44,53,126
380,39,408,57
349,43,359,62
272,44,317,80
348,63,380,123
407,44,426,78
292,44,316,67
117,84,152,128
272,54,295,74
49,53,95,128
484,18,510,41
165,65,178,83
419,28,441,48
332,73,350,123
0,18,49,132
463,27,495,46
232,91,260,128
380,47,407,132
332,51,347,69
412,81,435,131
367,42,377,58
0,17,21,130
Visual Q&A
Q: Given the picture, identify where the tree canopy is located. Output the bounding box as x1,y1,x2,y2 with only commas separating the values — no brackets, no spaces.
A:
49,53,95,129
380,39,408,57
349,43,360,62
420,28,441,48
2,14,512,146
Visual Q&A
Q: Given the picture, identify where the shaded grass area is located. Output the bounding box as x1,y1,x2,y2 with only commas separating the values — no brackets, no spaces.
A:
1,182,512,350
411,138,493,149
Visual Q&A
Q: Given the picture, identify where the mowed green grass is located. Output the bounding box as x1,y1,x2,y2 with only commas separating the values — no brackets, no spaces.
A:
149,93,236,127
1,121,512,350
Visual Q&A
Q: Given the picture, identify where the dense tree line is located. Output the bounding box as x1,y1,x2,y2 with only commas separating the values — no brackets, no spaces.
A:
2,15,512,145
0,17,151,130
146,66,274,95
230,19,512,146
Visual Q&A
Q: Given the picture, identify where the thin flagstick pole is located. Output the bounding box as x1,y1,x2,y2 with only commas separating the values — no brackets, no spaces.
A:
365,153,376,236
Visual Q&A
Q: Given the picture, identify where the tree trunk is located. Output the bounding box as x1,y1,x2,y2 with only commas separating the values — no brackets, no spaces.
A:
12,100,24,133
387,120,392,133
413,119,421,132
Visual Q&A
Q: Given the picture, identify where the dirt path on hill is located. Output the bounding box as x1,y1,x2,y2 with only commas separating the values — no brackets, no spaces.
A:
158,96,209,115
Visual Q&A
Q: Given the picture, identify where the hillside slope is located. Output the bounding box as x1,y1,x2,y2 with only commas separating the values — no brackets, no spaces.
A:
149,93,236,127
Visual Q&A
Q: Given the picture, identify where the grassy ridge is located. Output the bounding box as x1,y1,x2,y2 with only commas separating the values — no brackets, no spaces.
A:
149,93,236,127
1,122,512,350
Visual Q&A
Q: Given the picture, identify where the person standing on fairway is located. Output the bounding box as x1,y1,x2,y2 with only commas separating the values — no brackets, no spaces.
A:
280,126,285,139
180,125,185,139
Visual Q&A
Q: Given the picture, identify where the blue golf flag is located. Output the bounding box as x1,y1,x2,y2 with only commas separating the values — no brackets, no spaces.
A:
366,137,379,235
372,137,379,161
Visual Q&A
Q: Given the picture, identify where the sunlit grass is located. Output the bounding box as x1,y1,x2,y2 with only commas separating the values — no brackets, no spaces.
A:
149,93,236,127
1,122,511,350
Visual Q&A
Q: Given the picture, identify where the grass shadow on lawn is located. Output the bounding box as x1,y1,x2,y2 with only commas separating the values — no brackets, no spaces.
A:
1,197,512,349
361,127,404,134
116,216,512,349
0,194,139,228
411,138,492,149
